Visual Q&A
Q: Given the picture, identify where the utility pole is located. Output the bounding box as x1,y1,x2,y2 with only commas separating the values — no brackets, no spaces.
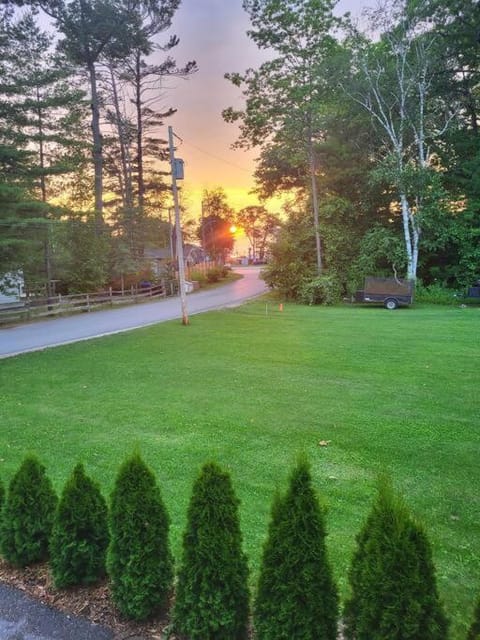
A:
168,126,189,325
307,117,322,275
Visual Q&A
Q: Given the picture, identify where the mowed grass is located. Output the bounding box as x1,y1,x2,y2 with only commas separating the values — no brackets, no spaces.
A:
1,300,479,637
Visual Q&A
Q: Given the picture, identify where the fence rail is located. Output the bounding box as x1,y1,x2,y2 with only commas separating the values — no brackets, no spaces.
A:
0,282,173,325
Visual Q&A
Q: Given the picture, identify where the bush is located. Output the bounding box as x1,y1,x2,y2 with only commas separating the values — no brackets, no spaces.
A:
0,455,57,567
415,281,462,305
174,462,250,639
50,463,109,588
107,453,173,620
189,270,207,286
298,273,342,306
467,597,480,640
344,477,448,640
254,457,338,640
206,266,224,283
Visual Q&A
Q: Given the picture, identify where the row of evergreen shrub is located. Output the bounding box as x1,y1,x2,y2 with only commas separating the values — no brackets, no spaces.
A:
0,454,478,639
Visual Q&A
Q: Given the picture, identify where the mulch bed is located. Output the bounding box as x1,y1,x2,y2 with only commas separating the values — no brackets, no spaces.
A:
0,559,173,639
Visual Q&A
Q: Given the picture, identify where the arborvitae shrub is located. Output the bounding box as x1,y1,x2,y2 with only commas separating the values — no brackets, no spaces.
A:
0,455,57,567
254,458,338,640
50,462,109,588
467,597,480,640
107,452,173,620
174,462,250,640
344,477,448,640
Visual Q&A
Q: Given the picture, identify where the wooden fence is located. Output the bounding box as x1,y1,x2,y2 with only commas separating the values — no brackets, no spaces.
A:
0,282,174,326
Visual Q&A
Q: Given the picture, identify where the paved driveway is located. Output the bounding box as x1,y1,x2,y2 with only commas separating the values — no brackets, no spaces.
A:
0,583,113,640
0,267,267,359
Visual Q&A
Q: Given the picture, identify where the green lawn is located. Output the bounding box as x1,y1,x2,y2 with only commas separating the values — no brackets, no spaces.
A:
1,300,479,638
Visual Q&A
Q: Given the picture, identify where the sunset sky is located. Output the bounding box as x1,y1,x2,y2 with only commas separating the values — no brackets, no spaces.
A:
161,0,368,219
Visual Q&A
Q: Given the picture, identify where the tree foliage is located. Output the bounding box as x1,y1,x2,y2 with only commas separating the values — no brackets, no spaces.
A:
107,452,173,620
234,205,279,261
174,462,250,640
0,0,191,293
198,188,235,261
223,0,480,294
254,457,338,640
49,462,109,588
467,596,480,640
344,476,448,640
261,202,316,299
0,455,57,567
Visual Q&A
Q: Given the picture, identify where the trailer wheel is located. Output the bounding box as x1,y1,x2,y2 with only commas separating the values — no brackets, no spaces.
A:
384,298,398,310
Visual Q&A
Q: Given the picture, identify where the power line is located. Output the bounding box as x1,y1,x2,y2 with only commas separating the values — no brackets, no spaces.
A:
181,139,253,174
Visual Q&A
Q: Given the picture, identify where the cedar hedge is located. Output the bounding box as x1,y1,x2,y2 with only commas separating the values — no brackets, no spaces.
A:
0,454,57,567
344,476,448,640
50,462,109,588
107,452,174,620
254,457,338,640
174,461,250,639
1,454,475,639
467,597,480,640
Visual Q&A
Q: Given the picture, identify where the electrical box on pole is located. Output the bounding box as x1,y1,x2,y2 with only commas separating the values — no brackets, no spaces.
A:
168,126,189,325
173,158,184,180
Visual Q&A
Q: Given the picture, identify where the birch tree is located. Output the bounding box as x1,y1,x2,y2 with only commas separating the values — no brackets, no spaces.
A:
346,0,455,281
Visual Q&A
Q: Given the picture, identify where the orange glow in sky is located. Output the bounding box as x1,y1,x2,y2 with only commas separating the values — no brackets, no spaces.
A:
160,0,365,222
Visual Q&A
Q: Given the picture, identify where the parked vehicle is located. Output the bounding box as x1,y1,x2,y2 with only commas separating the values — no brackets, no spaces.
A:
354,277,414,310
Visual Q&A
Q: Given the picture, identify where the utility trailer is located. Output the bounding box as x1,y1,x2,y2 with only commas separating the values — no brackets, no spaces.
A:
354,277,414,310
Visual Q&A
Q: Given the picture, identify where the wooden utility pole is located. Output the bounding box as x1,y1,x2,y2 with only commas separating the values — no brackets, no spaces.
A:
168,126,189,325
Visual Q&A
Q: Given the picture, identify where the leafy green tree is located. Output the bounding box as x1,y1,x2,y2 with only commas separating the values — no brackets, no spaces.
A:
107,452,173,620
344,477,448,640
224,0,344,274
467,597,480,640
254,457,338,640
418,1,480,288
199,188,235,261
50,463,109,588
56,214,109,292
344,0,460,282
234,205,279,262
174,462,250,640
261,201,316,299
0,455,57,567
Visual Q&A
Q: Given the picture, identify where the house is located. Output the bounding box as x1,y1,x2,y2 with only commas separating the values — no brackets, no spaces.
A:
143,247,173,277
0,271,25,304
144,244,207,276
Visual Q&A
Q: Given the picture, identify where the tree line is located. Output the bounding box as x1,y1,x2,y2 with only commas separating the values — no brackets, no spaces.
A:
0,0,196,295
224,0,480,299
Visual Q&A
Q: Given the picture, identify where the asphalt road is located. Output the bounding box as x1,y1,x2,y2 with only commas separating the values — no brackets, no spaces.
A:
0,266,267,359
